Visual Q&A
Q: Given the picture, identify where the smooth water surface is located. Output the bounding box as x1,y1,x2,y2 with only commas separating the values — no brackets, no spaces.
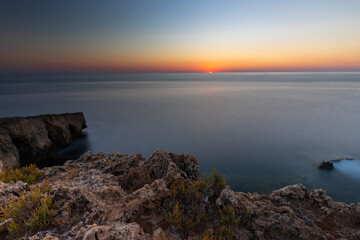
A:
1,72,360,203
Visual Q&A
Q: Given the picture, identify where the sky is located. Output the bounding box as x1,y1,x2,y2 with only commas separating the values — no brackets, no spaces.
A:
1,0,360,73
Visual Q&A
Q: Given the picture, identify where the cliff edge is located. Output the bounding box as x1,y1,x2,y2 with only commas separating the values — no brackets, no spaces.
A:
0,150,359,240
0,113,86,171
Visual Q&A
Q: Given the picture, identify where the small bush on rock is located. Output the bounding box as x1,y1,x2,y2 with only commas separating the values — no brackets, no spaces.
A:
203,225,235,240
202,167,226,199
119,167,154,193
219,206,241,226
39,181,52,193
163,168,228,239
165,201,205,237
0,185,54,239
0,164,43,184
201,206,241,240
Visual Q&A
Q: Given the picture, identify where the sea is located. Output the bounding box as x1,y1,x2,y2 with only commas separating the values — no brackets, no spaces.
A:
1,72,360,203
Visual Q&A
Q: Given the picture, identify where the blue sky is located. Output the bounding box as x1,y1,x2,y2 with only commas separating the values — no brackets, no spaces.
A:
1,0,360,72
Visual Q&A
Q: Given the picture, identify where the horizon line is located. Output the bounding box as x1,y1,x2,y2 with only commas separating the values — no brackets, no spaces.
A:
1,69,360,75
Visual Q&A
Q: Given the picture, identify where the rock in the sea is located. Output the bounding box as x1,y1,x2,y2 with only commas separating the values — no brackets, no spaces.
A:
0,112,86,171
319,160,334,169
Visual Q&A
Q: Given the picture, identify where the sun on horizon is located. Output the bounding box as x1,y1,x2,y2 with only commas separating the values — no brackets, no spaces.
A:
0,0,359,73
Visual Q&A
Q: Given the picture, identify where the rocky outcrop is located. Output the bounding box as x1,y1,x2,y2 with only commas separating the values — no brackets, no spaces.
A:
0,113,86,171
319,160,334,169
319,158,357,169
217,184,360,239
1,149,359,240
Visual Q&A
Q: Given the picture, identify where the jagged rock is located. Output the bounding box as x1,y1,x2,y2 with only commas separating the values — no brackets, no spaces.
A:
0,181,28,206
23,233,61,240
319,160,334,169
169,152,200,180
124,179,170,220
79,223,149,240
143,149,182,180
0,112,86,171
217,183,360,239
1,149,359,240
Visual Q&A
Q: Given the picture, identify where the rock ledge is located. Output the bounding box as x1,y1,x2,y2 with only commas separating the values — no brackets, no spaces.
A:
1,150,359,240
0,112,86,171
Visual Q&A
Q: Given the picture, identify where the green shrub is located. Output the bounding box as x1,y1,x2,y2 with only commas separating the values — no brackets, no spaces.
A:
165,178,207,238
119,167,154,193
39,181,52,193
0,185,54,239
201,206,241,240
203,225,235,240
202,167,226,198
164,167,227,238
25,194,53,229
0,164,43,184
165,200,205,238
219,206,241,226
169,178,205,203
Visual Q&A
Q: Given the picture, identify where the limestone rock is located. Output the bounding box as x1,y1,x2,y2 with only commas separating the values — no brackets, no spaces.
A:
216,183,360,239
0,112,86,171
1,149,359,239
0,181,28,206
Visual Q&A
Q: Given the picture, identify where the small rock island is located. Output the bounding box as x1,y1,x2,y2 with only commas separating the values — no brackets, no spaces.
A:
319,161,334,169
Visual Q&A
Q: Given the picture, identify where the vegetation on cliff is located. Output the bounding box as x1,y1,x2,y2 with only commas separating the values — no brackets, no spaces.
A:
0,183,53,239
163,168,236,239
0,164,43,184
0,150,359,240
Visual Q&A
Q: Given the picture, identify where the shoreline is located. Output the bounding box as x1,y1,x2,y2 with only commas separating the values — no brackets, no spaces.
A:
1,149,359,239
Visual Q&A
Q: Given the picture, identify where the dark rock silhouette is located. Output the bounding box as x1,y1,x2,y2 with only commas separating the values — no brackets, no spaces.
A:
319,160,334,169
0,113,86,171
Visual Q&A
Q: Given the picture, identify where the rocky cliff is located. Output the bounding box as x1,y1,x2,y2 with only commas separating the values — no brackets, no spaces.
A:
0,149,359,240
0,113,86,171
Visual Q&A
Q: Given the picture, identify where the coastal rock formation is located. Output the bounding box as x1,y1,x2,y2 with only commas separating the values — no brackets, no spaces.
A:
0,113,86,171
0,149,359,239
319,158,357,169
319,160,334,169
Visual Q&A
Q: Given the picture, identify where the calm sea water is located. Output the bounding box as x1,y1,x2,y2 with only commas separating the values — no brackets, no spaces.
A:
1,72,360,203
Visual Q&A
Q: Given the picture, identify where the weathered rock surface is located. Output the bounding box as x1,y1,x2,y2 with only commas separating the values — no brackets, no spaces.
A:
0,113,87,171
0,150,359,239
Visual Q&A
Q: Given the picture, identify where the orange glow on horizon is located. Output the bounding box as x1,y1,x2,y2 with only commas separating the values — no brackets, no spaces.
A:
1,1,360,73
1,44,360,73
1,26,360,73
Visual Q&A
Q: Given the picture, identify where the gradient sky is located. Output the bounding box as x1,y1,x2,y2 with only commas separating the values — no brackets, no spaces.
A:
1,0,360,73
